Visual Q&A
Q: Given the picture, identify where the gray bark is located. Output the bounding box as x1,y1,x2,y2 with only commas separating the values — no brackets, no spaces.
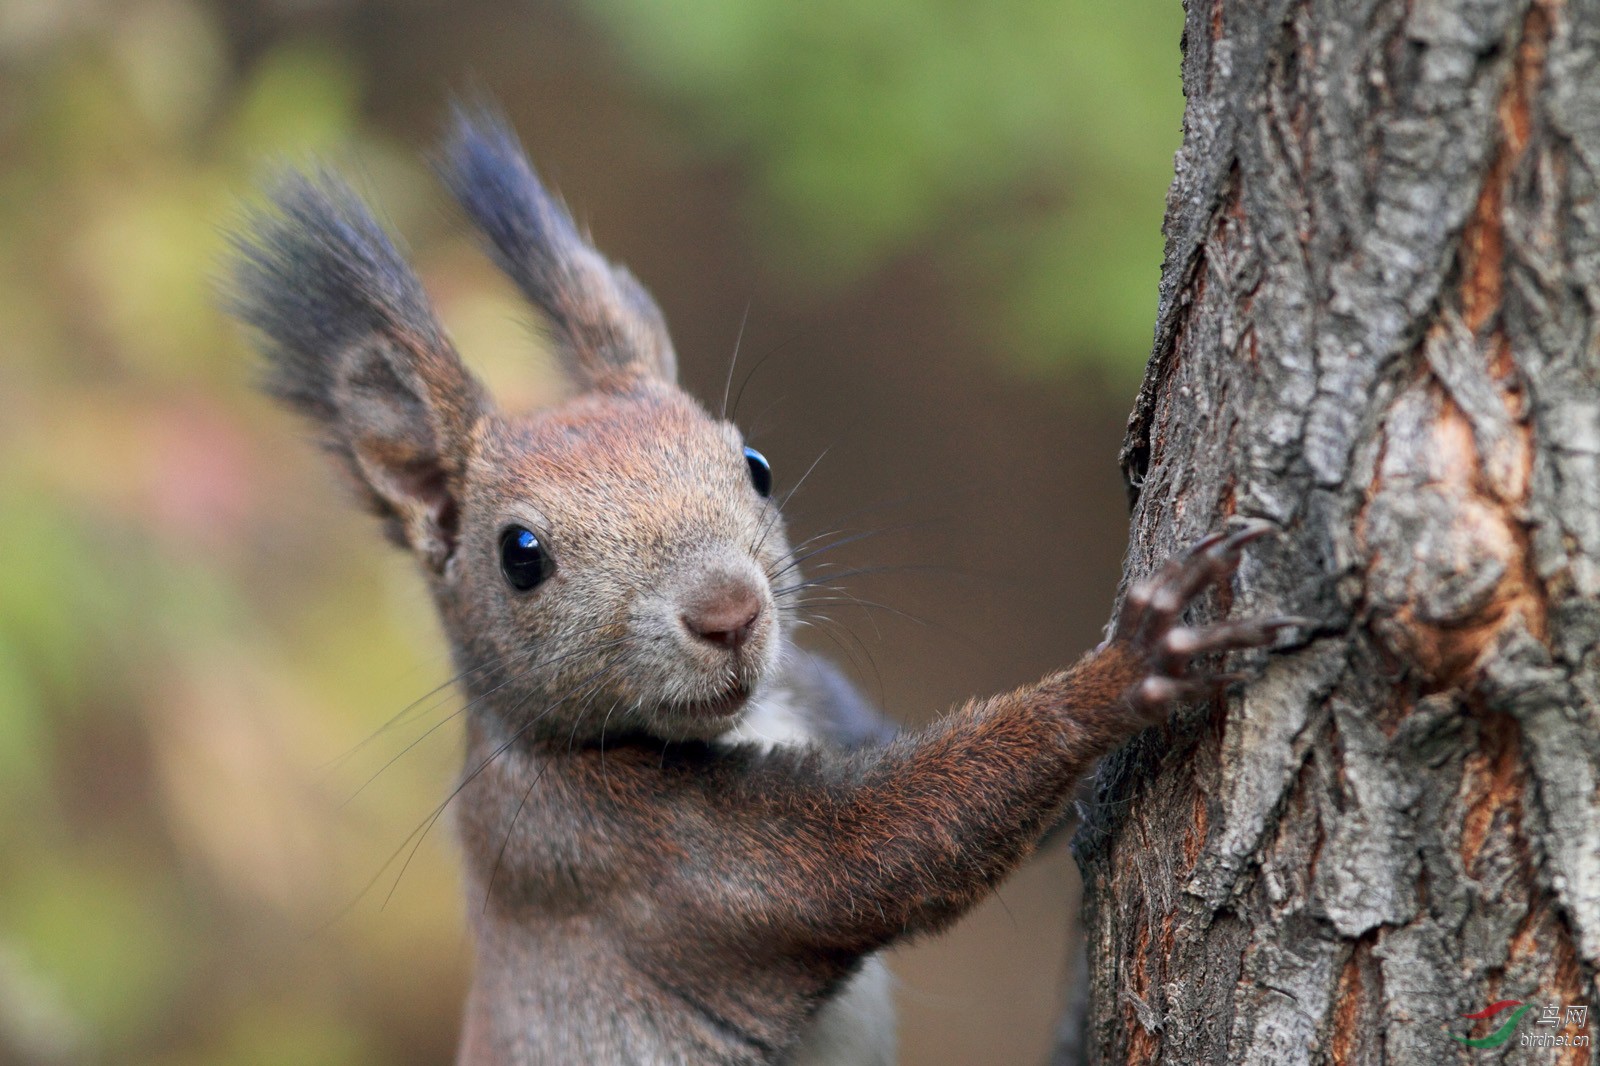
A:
1068,0,1600,1063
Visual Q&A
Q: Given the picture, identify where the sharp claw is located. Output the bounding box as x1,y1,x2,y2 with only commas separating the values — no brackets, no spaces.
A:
1183,529,1231,558
1115,525,1299,709
1221,615,1319,647
1155,614,1315,675
1117,525,1294,653
1217,518,1278,556
1200,671,1250,694
1176,617,1299,657
1137,672,1240,709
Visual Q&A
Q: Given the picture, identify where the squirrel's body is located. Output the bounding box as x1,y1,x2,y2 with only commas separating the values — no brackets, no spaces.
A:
228,106,1302,1065
457,651,897,1065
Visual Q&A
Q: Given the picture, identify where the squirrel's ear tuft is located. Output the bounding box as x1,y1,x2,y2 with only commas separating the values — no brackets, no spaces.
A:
439,104,678,389
226,173,488,571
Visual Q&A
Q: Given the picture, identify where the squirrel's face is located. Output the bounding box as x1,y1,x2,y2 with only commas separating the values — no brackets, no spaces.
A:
441,382,793,741
227,110,806,741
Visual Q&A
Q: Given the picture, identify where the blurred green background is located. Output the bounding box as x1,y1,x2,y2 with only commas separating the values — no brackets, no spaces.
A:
0,0,1182,1062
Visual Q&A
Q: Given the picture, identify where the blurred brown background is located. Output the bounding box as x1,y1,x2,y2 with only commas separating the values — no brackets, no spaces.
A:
0,0,1183,1062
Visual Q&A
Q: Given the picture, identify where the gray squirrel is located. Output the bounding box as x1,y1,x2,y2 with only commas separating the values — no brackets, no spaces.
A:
226,106,1304,1066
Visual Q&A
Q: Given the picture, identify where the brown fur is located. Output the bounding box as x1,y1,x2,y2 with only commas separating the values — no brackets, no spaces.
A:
227,110,1301,1065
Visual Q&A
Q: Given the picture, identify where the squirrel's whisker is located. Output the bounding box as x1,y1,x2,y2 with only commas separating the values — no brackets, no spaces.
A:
338,630,632,809
321,644,534,776
718,301,751,421
383,659,619,909
750,444,831,558
729,330,806,425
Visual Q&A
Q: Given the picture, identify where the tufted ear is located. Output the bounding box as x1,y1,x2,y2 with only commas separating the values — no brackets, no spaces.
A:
439,105,678,389
227,173,488,572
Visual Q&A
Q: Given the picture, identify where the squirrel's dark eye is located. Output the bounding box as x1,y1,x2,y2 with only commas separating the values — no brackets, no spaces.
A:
743,446,772,498
499,526,552,591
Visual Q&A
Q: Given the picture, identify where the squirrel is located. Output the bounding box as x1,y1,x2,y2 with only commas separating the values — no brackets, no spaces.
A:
226,106,1305,1066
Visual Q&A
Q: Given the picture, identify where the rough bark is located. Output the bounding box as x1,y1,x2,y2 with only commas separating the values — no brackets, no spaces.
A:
1068,0,1600,1063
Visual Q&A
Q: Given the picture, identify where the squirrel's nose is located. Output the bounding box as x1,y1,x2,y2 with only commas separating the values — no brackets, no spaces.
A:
681,581,763,652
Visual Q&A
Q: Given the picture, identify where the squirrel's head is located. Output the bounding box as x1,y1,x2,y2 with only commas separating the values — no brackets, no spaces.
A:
227,109,792,741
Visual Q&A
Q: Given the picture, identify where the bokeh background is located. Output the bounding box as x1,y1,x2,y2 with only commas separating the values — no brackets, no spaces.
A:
0,1,1184,1062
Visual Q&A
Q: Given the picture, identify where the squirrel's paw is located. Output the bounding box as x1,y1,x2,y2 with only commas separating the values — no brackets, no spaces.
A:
1113,520,1313,714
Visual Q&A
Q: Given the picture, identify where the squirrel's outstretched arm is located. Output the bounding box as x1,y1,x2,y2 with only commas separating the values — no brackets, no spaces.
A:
478,526,1300,959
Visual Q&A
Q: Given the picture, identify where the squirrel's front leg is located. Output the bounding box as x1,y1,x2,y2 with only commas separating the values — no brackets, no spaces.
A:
675,523,1305,955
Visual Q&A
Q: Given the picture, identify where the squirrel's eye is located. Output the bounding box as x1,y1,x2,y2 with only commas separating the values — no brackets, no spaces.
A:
499,526,553,592
743,446,772,498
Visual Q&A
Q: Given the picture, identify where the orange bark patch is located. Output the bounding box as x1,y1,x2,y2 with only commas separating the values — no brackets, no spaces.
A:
1183,787,1209,872
1458,710,1526,875
1460,0,1546,332
1548,927,1589,1066
1507,897,1590,1066
1126,1015,1159,1065
1387,392,1543,684
1329,938,1374,1066
1125,917,1161,1065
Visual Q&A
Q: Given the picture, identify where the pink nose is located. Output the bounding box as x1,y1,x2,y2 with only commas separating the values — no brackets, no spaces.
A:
681,581,763,651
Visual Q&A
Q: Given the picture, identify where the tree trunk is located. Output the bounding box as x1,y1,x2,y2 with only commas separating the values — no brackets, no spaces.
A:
1068,0,1600,1063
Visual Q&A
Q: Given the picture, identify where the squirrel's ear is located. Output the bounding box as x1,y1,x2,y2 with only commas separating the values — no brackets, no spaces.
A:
227,174,488,572
439,105,678,389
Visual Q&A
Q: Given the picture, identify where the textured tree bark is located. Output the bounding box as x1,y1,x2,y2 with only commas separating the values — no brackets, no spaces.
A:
1066,0,1600,1063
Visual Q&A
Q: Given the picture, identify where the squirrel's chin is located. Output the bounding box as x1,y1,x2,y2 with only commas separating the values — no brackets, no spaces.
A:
669,680,754,721
636,679,756,741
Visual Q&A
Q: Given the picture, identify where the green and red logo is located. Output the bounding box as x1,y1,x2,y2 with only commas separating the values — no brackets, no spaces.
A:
1452,999,1534,1048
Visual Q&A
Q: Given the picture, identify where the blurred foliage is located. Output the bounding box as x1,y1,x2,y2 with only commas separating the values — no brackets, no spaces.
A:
0,1,1180,1062
0,5,544,1063
580,0,1183,371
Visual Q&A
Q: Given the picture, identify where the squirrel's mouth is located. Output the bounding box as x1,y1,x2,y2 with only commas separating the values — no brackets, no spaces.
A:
671,680,753,719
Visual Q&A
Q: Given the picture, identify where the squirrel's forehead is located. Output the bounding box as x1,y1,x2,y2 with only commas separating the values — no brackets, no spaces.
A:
485,393,741,491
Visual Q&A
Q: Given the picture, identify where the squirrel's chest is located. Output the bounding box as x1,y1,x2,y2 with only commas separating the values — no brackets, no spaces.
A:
461,690,900,1064
784,956,896,1066
719,689,817,751
720,694,899,1066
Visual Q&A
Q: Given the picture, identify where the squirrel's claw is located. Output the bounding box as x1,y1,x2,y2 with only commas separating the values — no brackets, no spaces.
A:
1156,615,1311,672
1117,519,1276,647
1115,523,1311,714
